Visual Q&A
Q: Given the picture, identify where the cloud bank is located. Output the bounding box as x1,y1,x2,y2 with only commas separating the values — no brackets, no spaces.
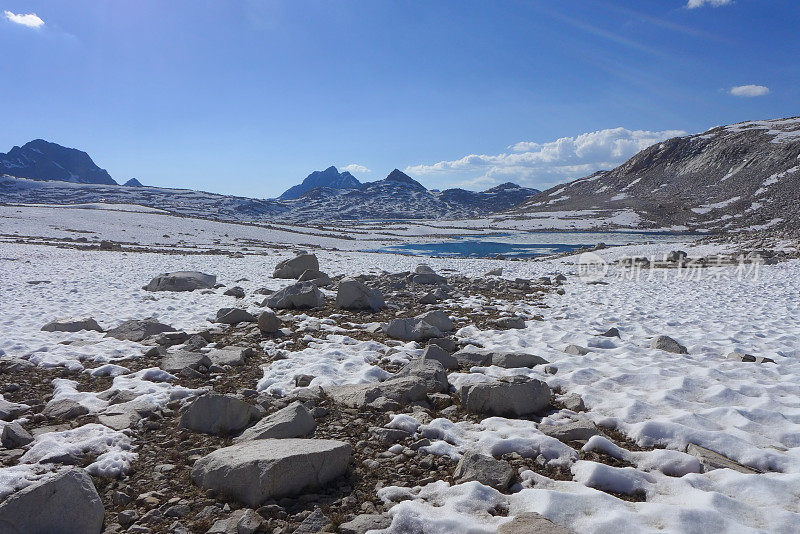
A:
341,164,371,174
729,84,770,97
4,11,44,28
687,0,733,8
406,127,685,189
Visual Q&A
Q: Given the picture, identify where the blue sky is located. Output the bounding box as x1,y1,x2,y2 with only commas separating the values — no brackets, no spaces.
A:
1,0,797,197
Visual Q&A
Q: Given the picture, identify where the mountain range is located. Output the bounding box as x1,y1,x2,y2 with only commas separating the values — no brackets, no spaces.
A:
2,116,799,231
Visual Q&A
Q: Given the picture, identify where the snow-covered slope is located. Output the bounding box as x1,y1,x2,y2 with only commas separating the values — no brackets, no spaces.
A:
509,116,800,232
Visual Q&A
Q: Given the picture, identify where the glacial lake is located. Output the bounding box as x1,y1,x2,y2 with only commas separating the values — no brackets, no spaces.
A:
374,231,697,259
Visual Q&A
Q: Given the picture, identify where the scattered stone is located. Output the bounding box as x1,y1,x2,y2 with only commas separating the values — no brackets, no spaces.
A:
43,398,89,420
1,422,34,448
726,352,775,364
497,512,574,534
600,327,620,338
564,344,590,356
161,351,212,374
182,334,209,351
0,399,29,422
215,308,257,324
0,468,104,534
154,331,189,347
257,311,282,333
179,393,260,435
411,264,447,285
273,254,320,279
339,513,392,534
491,316,526,329
368,427,411,444
105,318,175,342
298,269,333,287
453,450,514,490
460,377,551,417
336,278,385,311
420,344,458,370
234,402,316,442
143,271,216,292
265,282,325,309
416,310,454,332
651,335,688,354
41,317,103,333
560,393,585,412
686,443,760,474
191,439,352,506
490,352,548,369
538,418,599,442
485,268,503,277
223,286,245,298
207,347,248,367
666,250,688,263
384,318,441,342
295,508,329,533
295,374,315,387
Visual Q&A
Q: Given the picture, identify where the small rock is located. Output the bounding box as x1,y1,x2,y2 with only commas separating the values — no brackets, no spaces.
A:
273,253,319,279
143,271,216,292
335,278,386,311
727,352,775,364
453,450,514,490
42,398,89,420
497,512,574,534
295,508,329,533
234,401,316,442
420,344,458,370
339,513,392,534
215,308,257,325
264,282,325,309
179,393,260,435
600,327,620,338
460,377,551,417
257,311,282,333
1,422,34,448
105,318,175,342
41,318,103,333
650,335,688,354
224,286,246,298
564,344,590,356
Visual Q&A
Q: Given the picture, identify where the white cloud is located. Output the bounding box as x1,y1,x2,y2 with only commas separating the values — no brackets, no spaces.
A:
4,11,44,28
405,127,685,189
729,84,770,97
341,164,371,173
687,0,733,8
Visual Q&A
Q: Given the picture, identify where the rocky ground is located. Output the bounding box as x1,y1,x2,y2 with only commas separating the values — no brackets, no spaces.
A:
1,244,796,534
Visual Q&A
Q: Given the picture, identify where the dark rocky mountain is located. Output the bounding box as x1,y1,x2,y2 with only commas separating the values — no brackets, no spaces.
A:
283,169,539,221
506,116,800,232
279,166,361,200
0,139,117,185
123,178,144,187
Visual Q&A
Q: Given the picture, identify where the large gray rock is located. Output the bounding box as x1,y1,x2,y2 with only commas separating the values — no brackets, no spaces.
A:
416,310,454,332
265,282,325,309
42,398,89,420
298,269,332,287
191,439,351,506
453,450,514,490
257,311,282,333
325,377,428,409
206,347,247,367
234,402,316,442
105,318,175,342
497,513,574,534
490,352,548,369
215,308,256,325
420,345,458,370
537,419,599,442
411,264,447,285
339,514,392,534
1,422,34,448
393,359,449,394
41,318,103,333
460,377,551,417
0,468,104,534
650,335,688,354
273,254,319,279
160,351,212,373
452,348,492,367
335,278,385,311
384,318,442,342
0,399,29,422
143,271,216,292
179,393,260,435
564,344,590,356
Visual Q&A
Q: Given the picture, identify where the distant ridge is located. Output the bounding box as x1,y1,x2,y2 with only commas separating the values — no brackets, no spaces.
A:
0,139,116,185
123,178,144,187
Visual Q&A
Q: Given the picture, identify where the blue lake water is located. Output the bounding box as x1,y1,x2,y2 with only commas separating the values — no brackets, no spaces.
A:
373,231,695,259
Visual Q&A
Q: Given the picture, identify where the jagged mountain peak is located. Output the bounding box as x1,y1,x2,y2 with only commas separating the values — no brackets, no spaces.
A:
0,139,116,185
123,178,144,187
279,166,362,200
